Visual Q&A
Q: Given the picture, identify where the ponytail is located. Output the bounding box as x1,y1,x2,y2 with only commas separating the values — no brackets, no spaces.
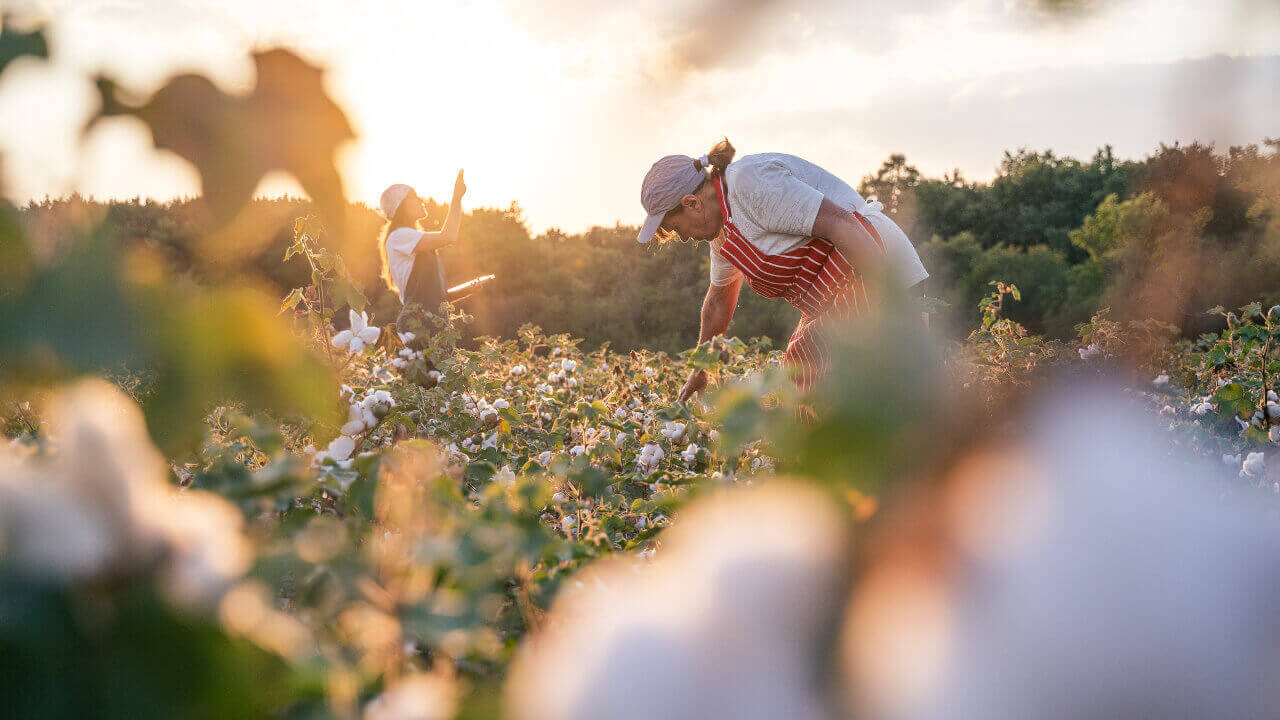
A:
697,137,736,178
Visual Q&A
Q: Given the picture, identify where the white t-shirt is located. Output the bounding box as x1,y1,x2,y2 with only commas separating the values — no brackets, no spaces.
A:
385,227,425,301
709,153,929,289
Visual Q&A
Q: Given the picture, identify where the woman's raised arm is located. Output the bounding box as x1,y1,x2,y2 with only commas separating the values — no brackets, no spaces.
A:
415,170,466,254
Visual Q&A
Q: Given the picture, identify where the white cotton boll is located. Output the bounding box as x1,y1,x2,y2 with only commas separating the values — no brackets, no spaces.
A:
537,451,554,466
568,378,578,388
681,444,700,466
661,422,686,440
427,370,442,383
1152,374,1170,387
0,381,250,607
391,358,407,369
1235,416,1250,432
363,672,457,720
480,409,499,425
570,445,586,457
708,430,720,443
1242,452,1266,477
614,407,627,419
511,364,527,376
349,337,367,354
1269,390,1279,403
644,367,656,378
1218,377,1230,388
1270,426,1280,444
552,492,567,504
340,384,355,400
505,483,848,720
1223,453,1243,465
842,382,1280,720
1078,343,1102,360
562,359,577,373
494,399,510,410
615,433,630,448
1191,401,1214,416
560,516,576,532
341,405,367,436
327,435,356,462
331,329,354,349
494,466,517,485
397,331,416,344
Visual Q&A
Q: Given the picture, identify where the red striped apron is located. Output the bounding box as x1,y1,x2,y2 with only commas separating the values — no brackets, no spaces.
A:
713,175,885,391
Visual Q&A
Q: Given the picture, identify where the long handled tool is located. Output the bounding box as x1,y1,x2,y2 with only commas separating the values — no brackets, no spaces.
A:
446,274,496,302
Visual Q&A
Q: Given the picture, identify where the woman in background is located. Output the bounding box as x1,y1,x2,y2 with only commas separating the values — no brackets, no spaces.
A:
635,140,928,398
376,170,466,327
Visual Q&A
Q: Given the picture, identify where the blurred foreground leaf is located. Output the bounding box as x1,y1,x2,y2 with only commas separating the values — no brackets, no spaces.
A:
89,49,354,247
0,16,48,76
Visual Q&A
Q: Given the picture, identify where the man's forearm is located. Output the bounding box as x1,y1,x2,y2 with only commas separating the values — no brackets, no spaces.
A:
698,283,738,344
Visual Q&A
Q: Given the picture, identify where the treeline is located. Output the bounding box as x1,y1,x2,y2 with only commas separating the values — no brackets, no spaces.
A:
20,139,1280,352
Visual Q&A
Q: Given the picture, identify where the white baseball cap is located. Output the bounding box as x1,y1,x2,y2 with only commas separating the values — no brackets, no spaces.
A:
637,155,709,243
379,183,413,221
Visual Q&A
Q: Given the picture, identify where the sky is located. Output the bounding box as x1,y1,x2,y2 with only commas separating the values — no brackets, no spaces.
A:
2,0,1279,234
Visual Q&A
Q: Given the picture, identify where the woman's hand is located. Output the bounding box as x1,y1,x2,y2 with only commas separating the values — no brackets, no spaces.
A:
452,169,466,200
678,369,708,402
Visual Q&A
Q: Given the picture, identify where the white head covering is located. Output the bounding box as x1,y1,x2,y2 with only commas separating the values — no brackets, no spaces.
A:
379,183,413,221
637,155,710,243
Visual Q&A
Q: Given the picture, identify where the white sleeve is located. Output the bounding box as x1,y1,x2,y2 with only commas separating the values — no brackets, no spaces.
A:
709,242,743,287
385,228,424,256
735,159,824,237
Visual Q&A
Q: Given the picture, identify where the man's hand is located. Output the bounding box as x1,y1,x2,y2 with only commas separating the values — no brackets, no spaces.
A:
452,169,466,200
678,369,708,402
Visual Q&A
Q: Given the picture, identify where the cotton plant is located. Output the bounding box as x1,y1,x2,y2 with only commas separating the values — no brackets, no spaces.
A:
332,309,381,354
660,421,686,441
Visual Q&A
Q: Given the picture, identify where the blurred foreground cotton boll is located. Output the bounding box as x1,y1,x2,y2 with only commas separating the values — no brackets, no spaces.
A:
0,380,250,608
505,483,850,720
363,672,458,720
842,380,1280,720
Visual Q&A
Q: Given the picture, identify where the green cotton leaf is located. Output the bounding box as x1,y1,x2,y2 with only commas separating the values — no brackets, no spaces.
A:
1241,302,1263,320
279,287,305,314
499,407,522,427
283,238,306,262
0,18,48,77
466,461,496,484
686,342,721,370
329,277,366,313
